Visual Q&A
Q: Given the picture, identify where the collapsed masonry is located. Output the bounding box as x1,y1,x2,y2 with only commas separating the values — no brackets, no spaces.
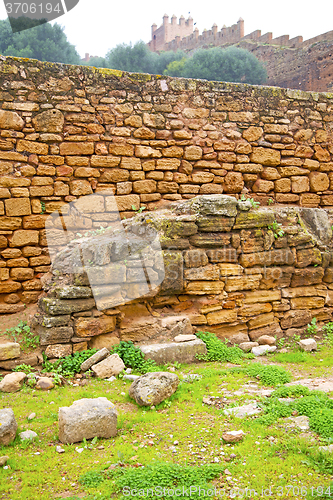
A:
30,194,333,359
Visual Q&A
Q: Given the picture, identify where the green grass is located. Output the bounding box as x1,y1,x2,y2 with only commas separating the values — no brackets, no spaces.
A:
1,354,333,499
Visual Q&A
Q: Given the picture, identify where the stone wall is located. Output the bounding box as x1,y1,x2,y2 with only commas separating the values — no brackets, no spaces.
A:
0,56,333,312
30,194,333,358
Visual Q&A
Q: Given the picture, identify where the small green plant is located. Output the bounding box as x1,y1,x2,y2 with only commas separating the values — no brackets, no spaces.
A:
305,317,317,337
240,194,260,208
268,220,285,238
231,363,291,386
131,204,146,213
196,331,244,364
322,322,333,346
111,341,157,373
40,201,46,214
42,349,98,378
79,470,104,488
276,337,285,349
4,321,39,351
267,198,274,205
13,364,34,373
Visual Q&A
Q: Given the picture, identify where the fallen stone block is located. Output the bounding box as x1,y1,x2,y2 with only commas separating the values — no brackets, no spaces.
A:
58,397,117,444
0,408,17,445
129,372,179,406
238,341,259,352
140,339,207,365
19,430,38,441
91,353,125,379
251,345,277,356
299,338,317,351
80,348,109,372
223,402,262,418
0,372,26,393
222,430,244,443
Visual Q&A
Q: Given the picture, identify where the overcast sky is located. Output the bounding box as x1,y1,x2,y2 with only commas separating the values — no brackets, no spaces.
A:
0,0,332,58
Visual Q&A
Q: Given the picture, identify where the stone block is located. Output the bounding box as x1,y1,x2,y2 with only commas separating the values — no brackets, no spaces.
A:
74,315,116,337
91,353,125,378
224,275,261,292
0,342,20,361
45,344,72,358
280,309,312,329
0,408,17,445
140,340,206,365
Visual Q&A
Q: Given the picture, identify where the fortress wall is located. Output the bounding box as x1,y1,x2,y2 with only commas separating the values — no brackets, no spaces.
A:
0,57,333,313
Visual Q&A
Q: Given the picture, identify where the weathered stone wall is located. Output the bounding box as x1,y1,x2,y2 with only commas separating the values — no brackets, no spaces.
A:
30,194,333,358
1,56,333,313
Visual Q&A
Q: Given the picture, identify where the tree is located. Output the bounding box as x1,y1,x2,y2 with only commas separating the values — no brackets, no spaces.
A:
0,19,80,64
82,56,107,68
105,41,186,75
165,46,267,85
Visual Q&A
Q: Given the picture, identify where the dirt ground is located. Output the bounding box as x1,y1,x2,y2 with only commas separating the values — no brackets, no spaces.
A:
0,303,38,343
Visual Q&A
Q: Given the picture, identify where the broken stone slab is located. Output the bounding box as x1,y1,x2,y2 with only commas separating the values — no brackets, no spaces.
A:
299,338,317,351
0,343,20,361
91,353,125,379
186,195,238,217
239,341,259,352
0,372,26,393
129,372,179,406
287,415,310,430
0,408,17,445
40,315,71,328
173,334,197,342
223,402,262,418
0,353,38,370
222,430,245,443
35,325,74,346
80,348,109,372
170,318,193,337
54,286,92,299
19,430,38,441
251,345,277,356
140,339,207,365
58,397,117,444
286,377,333,393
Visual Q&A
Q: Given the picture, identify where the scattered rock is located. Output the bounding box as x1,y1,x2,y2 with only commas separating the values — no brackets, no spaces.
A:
257,335,276,346
0,372,26,393
319,444,333,453
106,376,116,382
299,339,317,352
91,353,125,379
222,430,244,443
19,430,38,441
238,341,259,352
0,456,9,466
58,397,117,444
173,334,197,343
223,402,261,418
56,446,65,453
140,339,207,365
123,374,139,381
279,348,289,353
0,409,17,445
287,415,310,430
251,345,277,356
80,347,109,372
28,413,36,420
286,377,333,393
36,377,54,390
129,372,179,407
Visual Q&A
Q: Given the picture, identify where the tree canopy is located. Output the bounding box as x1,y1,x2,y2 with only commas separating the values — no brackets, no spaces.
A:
164,46,267,85
0,19,80,64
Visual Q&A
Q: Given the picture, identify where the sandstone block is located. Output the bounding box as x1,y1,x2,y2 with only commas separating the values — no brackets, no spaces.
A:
45,344,72,358
0,110,24,130
74,315,116,337
0,342,20,361
224,275,261,292
0,408,17,445
280,309,312,329
250,147,280,166
129,372,179,406
0,373,26,393
206,309,237,325
32,109,64,133
91,353,125,378
309,171,330,192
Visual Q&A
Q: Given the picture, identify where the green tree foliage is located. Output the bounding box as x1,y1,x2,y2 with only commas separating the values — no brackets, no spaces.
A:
105,40,185,75
0,18,80,64
82,56,108,68
165,46,267,84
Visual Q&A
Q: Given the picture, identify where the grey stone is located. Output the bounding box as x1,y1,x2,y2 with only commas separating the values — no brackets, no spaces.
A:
40,297,95,316
0,372,26,393
223,402,262,418
19,430,37,441
0,409,17,445
288,415,310,430
41,315,71,328
0,343,20,361
91,353,125,379
188,195,238,217
251,345,277,356
234,209,275,229
36,325,74,346
58,397,117,444
123,374,139,381
300,207,332,245
170,318,193,337
80,348,110,372
140,339,207,365
299,338,317,351
160,251,183,296
55,286,92,299
129,372,179,406
286,377,333,393
56,446,65,453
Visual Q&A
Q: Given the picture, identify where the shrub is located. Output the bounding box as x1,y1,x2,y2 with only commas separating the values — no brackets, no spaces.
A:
195,331,244,363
